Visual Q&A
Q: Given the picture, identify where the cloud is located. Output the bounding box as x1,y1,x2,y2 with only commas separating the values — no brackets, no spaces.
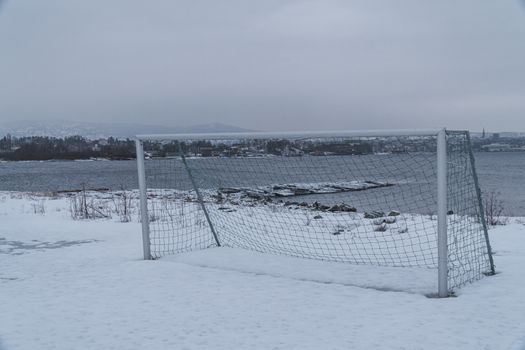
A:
0,0,524,131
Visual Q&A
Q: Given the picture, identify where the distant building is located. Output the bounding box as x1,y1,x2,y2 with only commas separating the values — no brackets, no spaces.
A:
199,147,215,157
481,143,511,152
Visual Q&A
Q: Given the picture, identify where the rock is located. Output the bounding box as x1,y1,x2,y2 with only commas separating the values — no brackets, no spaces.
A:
374,223,388,232
372,216,395,225
388,210,400,217
384,216,396,224
364,211,385,219
273,191,294,197
312,202,330,211
340,204,357,212
245,191,266,200
328,204,341,212
398,227,409,234
211,193,224,203
332,228,344,235
313,215,323,219
447,210,454,215
372,218,385,225
272,185,290,190
328,204,357,212
219,187,241,194
218,206,236,213
293,188,312,195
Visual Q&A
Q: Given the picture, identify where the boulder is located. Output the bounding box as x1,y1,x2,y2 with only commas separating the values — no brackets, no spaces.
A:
332,228,344,235
364,211,385,219
312,201,330,211
339,204,357,212
371,215,395,224
218,206,236,213
211,193,224,203
272,185,291,191
293,188,312,195
384,216,396,224
219,187,241,194
374,223,388,232
372,218,385,225
245,191,266,200
328,204,342,212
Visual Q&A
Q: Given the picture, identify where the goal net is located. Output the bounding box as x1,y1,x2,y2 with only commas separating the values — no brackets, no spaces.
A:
136,129,494,296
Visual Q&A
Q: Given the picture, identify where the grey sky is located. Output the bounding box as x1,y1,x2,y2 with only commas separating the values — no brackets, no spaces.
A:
1,0,524,131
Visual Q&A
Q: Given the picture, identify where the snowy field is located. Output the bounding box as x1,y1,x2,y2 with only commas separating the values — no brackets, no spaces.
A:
1,192,525,350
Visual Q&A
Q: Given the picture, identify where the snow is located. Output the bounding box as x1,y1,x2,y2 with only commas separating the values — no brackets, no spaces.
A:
216,180,392,198
1,192,525,350
168,247,438,295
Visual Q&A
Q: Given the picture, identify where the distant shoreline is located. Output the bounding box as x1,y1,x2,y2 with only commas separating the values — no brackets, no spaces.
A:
2,150,525,163
0,157,134,163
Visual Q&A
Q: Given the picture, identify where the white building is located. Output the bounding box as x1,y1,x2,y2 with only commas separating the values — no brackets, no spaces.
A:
482,143,511,152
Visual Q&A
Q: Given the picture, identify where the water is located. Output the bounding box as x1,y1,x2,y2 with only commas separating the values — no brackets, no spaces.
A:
472,152,525,216
0,152,524,215
0,160,138,192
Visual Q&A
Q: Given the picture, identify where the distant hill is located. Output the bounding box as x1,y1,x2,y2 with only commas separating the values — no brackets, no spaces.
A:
0,120,253,139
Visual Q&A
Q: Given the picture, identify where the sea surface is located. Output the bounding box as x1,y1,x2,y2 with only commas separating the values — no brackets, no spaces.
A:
0,152,524,215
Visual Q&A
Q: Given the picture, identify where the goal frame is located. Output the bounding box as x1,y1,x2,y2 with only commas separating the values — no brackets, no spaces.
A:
135,128,494,297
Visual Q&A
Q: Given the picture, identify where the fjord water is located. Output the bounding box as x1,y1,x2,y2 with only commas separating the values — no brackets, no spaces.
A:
0,152,524,215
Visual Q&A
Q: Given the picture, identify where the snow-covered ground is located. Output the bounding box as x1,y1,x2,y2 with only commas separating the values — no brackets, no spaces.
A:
1,192,525,350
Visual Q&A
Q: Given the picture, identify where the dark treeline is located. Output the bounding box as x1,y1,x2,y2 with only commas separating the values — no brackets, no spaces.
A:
0,134,435,161
4,132,502,161
0,135,135,161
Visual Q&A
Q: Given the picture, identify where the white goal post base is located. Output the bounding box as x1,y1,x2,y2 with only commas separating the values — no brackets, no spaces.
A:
135,128,495,297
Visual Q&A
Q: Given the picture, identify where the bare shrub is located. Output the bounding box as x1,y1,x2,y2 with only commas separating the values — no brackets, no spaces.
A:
304,211,312,226
332,224,346,235
69,185,111,220
31,200,46,215
145,200,158,223
112,186,134,222
483,190,507,226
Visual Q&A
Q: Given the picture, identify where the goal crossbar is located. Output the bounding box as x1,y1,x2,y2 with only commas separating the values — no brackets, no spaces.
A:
136,128,444,142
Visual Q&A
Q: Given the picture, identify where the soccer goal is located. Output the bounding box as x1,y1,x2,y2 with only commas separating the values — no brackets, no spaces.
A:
135,129,494,297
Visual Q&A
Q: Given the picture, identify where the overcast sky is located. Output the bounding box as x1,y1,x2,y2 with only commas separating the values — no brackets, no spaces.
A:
0,0,524,131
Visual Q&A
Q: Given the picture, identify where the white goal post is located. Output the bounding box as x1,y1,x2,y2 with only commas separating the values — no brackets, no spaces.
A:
135,128,494,297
